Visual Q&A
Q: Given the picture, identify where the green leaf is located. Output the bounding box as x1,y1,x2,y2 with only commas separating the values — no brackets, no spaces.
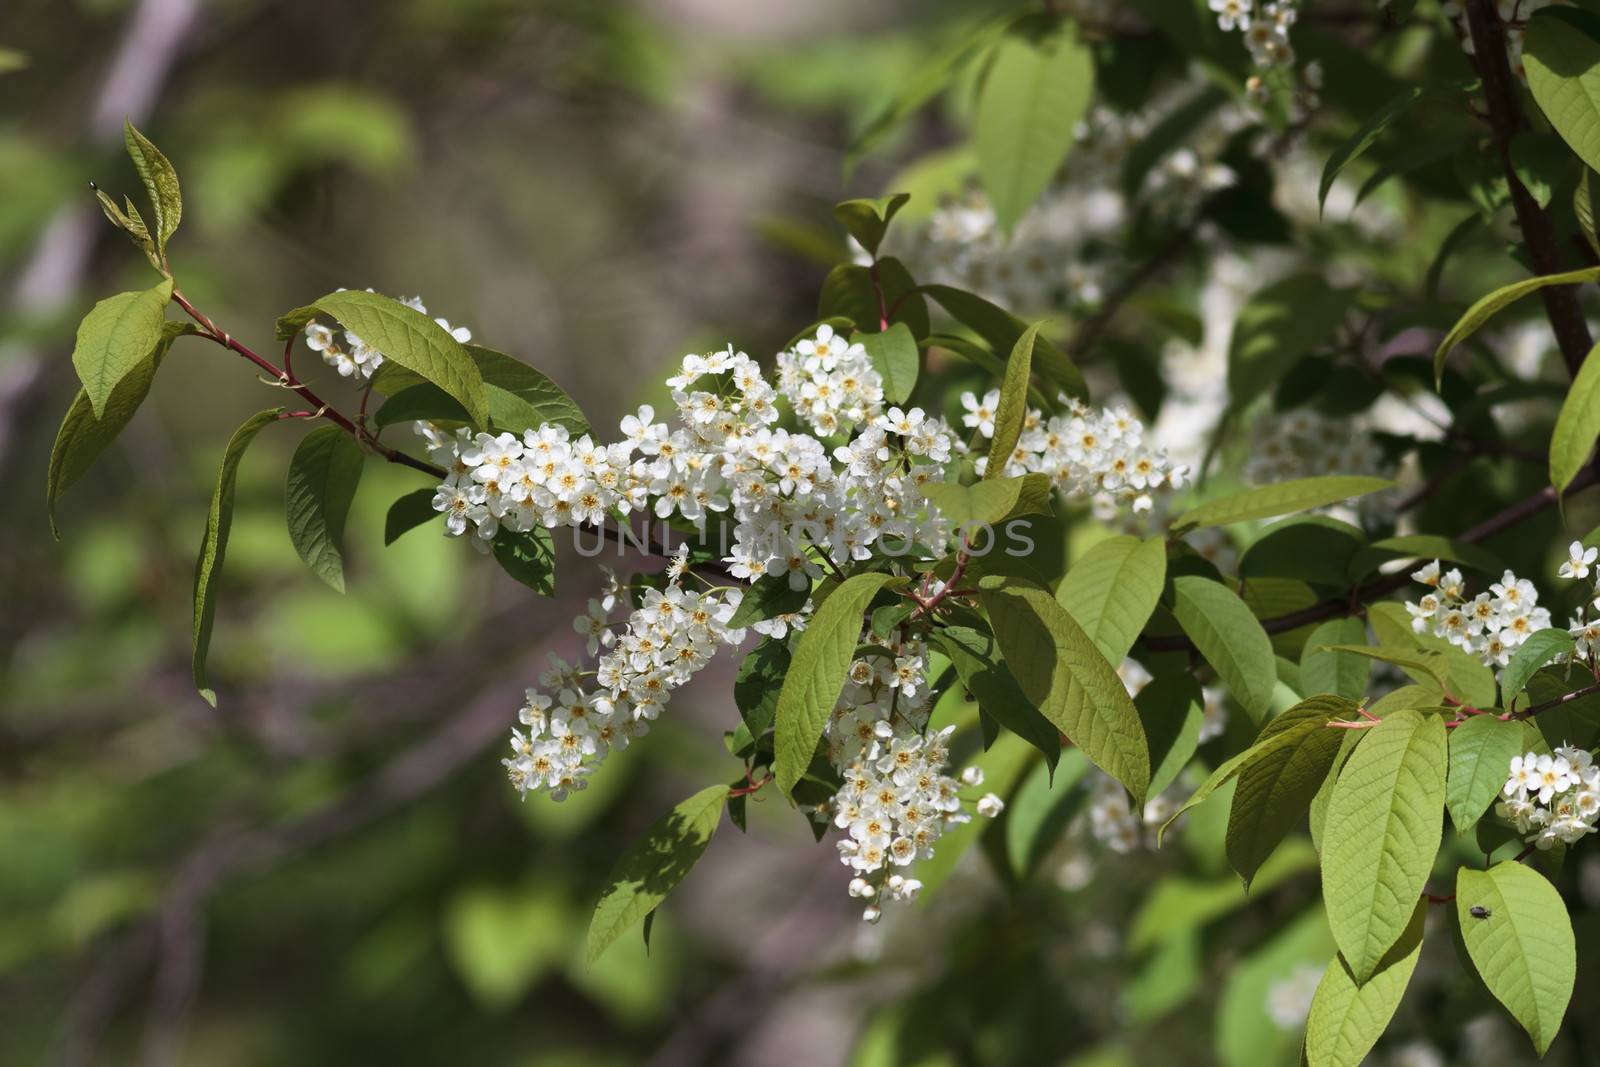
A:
491,527,555,596
919,284,1086,400
773,573,894,795
1578,169,1600,259
725,573,809,629
1300,618,1371,701
384,488,440,545
1054,535,1167,665
1322,709,1446,983
973,28,1094,234
1446,715,1528,833
373,384,472,429
48,320,192,538
817,258,929,337
586,784,728,963
1169,576,1277,723
833,193,910,257
1173,476,1394,533
282,291,489,426
1318,87,1425,214
985,323,1039,479
471,345,590,436
193,409,283,706
124,120,181,256
1229,276,1354,410
1456,862,1576,1056
979,577,1149,806
856,322,919,406
70,278,174,418
1004,752,1091,878
1434,266,1600,385
1304,902,1427,1067
1319,643,1453,695
1226,695,1352,888
932,624,1062,773
734,638,790,739
1525,7,1600,177
1140,673,1206,799
918,473,1051,528
1239,517,1366,589
1502,629,1577,706
285,426,365,592
1345,534,1501,581
1550,340,1600,493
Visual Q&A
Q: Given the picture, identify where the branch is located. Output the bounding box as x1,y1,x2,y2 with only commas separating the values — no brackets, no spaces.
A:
1464,0,1593,378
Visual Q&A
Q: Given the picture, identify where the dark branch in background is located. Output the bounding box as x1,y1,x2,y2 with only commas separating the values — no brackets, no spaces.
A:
1142,462,1600,652
1464,0,1593,378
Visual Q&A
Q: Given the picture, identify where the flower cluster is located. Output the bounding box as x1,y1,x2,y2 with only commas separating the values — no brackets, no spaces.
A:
305,291,473,380
966,391,1188,514
504,572,746,800
774,324,884,436
1244,409,1390,487
1558,541,1600,661
1441,0,1556,82
1405,561,1552,671
422,335,963,575
822,628,1004,921
1497,745,1600,849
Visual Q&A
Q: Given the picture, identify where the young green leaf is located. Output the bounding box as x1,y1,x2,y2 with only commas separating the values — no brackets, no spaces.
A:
285,426,365,592
586,784,728,963
1172,476,1394,532
734,638,790,739
919,284,1087,400
1169,576,1277,723
491,527,556,596
48,320,193,538
932,624,1062,774
918,473,1051,528
725,572,809,629
384,488,440,545
1446,715,1529,833
979,577,1148,805
1226,695,1353,888
856,322,919,406
123,119,182,256
1434,266,1600,385
1318,87,1426,214
1524,7,1600,176
1054,534,1167,665
1501,628,1576,706
1322,710,1446,983
1139,673,1206,799
374,345,589,436
1300,618,1371,701
1550,339,1600,494
1303,901,1427,1067
71,278,174,418
1318,644,1453,695
832,193,910,257
773,573,894,795
1456,862,1576,1056
281,291,489,426
973,28,1094,234
193,408,284,706
984,323,1039,478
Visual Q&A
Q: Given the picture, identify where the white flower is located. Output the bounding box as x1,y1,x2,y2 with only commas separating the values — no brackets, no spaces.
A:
976,793,1005,818
1559,540,1597,581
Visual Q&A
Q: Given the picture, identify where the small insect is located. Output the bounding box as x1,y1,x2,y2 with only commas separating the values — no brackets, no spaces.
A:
1469,905,1492,919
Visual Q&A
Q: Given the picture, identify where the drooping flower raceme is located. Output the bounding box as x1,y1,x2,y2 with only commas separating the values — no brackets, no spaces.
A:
406,327,1186,919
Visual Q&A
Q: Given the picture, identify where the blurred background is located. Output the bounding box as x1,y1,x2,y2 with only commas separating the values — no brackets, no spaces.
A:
5,2,1596,1066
